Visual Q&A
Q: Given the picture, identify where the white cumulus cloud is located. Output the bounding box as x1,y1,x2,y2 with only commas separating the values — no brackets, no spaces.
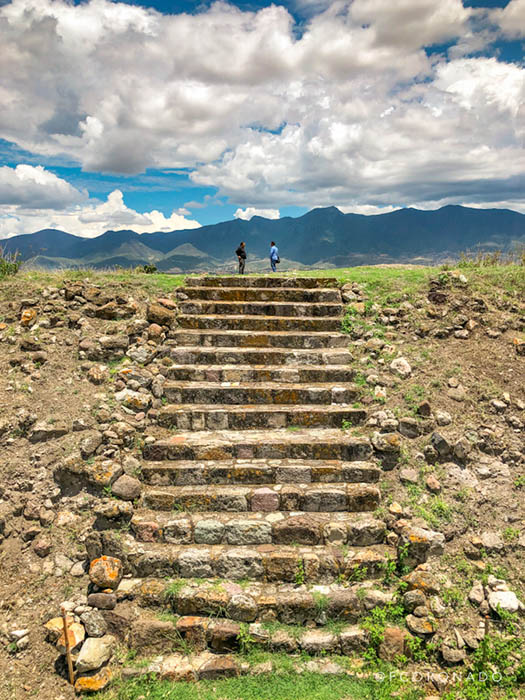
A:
493,0,525,38
234,207,280,220
0,167,201,239
0,0,524,216
0,164,87,208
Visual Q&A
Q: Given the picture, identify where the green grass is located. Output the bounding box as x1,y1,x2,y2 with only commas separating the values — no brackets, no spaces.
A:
98,669,423,700
297,264,525,301
2,268,187,296
5,263,524,304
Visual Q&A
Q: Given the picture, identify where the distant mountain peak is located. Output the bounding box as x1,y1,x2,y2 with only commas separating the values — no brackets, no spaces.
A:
2,204,523,271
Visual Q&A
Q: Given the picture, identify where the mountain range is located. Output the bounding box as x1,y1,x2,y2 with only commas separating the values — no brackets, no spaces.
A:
2,205,525,272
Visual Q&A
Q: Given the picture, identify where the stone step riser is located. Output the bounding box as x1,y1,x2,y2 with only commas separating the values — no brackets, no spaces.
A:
157,406,366,431
178,316,342,332
124,579,394,625
169,331,349,349
143,440,373,463
168,348,350,366
180,287,342,302
141,484,380,514
179,302,344,317
164,366,355,383
141,461,381,487
128,616,369,658
128,513,386,547
126,546,389,583
183,277,338,288
163,385,359,406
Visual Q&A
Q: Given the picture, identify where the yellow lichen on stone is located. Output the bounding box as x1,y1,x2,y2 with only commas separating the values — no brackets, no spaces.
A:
74,666,112,693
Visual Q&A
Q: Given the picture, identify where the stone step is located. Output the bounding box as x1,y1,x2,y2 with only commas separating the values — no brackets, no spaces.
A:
169,330,349,349
177,315,342,333
168,346,351,366
142,429,373,462
123,646,366,682
126,613,371,659
141,459,381,487
180,286,342,303
129,511,386,547
184,277,338,289
157,404,366,431
163,365,355,384
162,382,360,406
140,482,380,513
121,579,393,624
179,301,344,318
122,542,392,583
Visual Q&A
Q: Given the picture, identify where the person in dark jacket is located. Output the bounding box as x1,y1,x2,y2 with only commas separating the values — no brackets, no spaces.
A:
236,241,247,274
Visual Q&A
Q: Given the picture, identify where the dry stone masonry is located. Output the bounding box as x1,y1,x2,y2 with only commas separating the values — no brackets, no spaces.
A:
23,272,522,693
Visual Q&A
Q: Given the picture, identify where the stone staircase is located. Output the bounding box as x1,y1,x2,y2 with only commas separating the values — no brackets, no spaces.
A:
106,277,395,661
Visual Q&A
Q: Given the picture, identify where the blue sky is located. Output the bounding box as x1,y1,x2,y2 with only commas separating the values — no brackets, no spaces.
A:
0,0,524,237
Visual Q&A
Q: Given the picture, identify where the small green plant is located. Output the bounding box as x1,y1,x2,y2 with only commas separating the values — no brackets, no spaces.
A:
107,357,128,376
380,555,397,585
312,591,329,616
405,635,429,663
454,487,470,503
443,615,524,700
361,601,405,663
403,385,426,413
347,564,367,582
0,247,21,279
513,475,525,489
502,526,520,543
396,542,411,577
237,623,255,655
295,559,305,586
354,372,367,387
164,579,186,600
414,496,452,529
481,562,510,581
341,419,353,431
441,586,464,610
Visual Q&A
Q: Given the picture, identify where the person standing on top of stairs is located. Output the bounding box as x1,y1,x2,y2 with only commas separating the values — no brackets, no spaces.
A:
236,241,247,274
269,241,279,272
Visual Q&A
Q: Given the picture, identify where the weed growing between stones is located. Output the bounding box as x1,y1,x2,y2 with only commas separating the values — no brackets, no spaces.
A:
441,586,465,610
360,601,406,663
237,623,255,654
442,611,524,700
294,559,305,585
164,579,187,601
312,591,329,616
346,564,368,582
